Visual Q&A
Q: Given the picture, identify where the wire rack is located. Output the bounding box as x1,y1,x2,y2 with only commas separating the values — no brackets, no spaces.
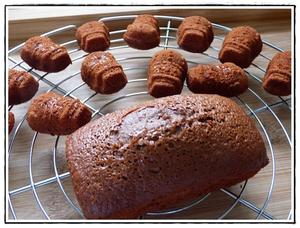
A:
7,15,292,221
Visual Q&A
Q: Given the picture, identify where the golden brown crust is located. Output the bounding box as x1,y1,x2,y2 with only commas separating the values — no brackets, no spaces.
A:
219,26,262,68
177,16,214,53
66,94,268,219
187,62,248,97
81,51,127,94
147,50,187,98
123,15,160,50
9,111,15,134
9,69,39,106
76,21,110,53
263,51,291,96
27,92,92,135
20,36,72,72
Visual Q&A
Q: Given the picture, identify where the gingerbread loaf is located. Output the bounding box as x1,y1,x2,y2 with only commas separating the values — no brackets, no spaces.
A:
81,51,127,94
263,51,291,96
76,21,110,53
187,62,248,97
219,26,262,68
177,16,214,53
66,94,268,219
148,50,187,98
27,92,92,135
9,69,39,106
21,36,72,72
123,15,160,50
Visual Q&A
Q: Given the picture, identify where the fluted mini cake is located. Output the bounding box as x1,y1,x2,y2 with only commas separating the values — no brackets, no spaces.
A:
219,26,262,68
76,21,110,53
177,16,214,53
187,62,248,97
148,49,187,98
21,36,72,72
81,51,127,94
263,51,291,96
9,69,39,106
123,15,160,50
27,92,92,135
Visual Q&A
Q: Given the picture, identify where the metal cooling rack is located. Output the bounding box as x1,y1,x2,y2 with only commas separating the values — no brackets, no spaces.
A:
7,15,292,221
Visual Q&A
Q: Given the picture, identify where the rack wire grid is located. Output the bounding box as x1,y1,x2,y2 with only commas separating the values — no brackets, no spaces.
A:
7,14,292,221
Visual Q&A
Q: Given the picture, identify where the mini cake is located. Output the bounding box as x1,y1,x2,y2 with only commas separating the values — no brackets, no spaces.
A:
66,94,268,219
263,51,291,96
9,69,39,106
148,49,187,98
81,51,127,94
219,26,263,68
187,62,248,97
76,21,110,53
123,15,160,50
177,16,214,53
27,92,92,135
21,36,72,72
9,111,15,134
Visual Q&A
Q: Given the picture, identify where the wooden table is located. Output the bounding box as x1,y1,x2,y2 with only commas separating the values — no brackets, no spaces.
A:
7,7,292,221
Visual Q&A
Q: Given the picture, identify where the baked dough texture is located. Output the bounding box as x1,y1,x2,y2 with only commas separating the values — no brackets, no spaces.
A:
263,51,291,96
219,26,262,68
66,94,268,219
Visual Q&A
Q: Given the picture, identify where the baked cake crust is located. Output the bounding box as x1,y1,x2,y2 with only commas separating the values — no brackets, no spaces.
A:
21,36,72,72
187,62,248,97
147,49,187,98
9,69,39,106
123,15,160,50
66,94,268,219
27,92,91,135
76,21,110,53
219,26,262,68
263,51,291,96
177,16,214,53
81,51,127,94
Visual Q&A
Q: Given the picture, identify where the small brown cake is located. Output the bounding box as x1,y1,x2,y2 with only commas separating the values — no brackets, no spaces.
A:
187,62,248,97
263,51,291,96
123,15,160,50
177,16,214,53
9,69,39,106
27,92,92,135
81,51,127,94
9,111,15,134
148,49,187,98
21,36,72,72
219,26,262,68
76,21,110,53
66,94,268,219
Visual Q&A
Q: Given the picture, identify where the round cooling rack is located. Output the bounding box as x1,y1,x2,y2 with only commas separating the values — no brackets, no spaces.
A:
7,15,292,221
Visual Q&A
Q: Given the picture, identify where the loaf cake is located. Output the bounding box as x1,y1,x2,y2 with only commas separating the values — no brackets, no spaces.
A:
66,94,268,219
187,62,248,97
9,111,15,134
21,36,72,72
219,26,262,68
81,51,127,94
148,50,187,98
263,51,291,96
9,69,39,106
76,21,110,53
123,15,160,50
27,92,92,135
177,16,214,53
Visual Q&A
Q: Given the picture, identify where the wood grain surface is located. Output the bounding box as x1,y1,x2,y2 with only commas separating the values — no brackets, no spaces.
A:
7,7,293,221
